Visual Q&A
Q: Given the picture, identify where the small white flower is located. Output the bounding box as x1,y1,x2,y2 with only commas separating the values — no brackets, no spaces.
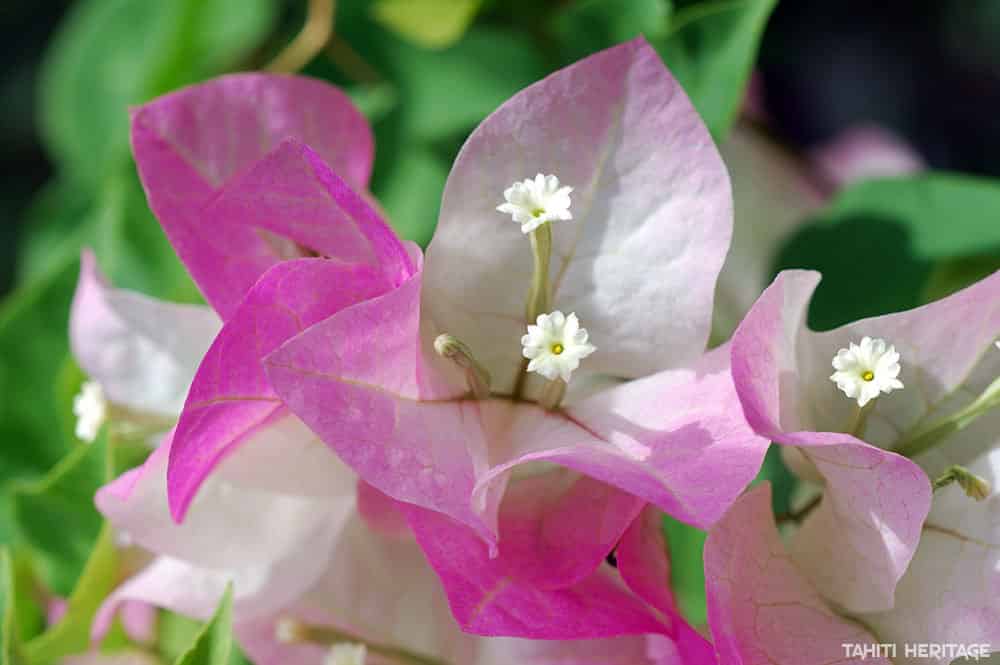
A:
830,336,903,407
497,173,573,234
325,643,367,665
522,311,596,382
72,380,107,442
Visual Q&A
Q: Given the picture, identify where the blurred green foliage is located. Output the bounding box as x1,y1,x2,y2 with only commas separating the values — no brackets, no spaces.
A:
372,0,483,49
11,435,107,596
4,0,280,659
40,0,275,192
552,0,775,140
5,0,277,532
3,0,1000,660
21,525,117,665
776,174,1000,329
655,0,777,140
0,258,79,488
0,549,13,665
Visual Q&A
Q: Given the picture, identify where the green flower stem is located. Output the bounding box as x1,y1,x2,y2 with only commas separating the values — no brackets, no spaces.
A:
525,223,552,324
512,223,554,403
848,401,875,439
931,464,991,501
539,377,566,411
895,375,1000,459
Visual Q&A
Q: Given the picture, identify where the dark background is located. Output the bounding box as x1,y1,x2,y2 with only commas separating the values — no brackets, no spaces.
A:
4,0,1000,297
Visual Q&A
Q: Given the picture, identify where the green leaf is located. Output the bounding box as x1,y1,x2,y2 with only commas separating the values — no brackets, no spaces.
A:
653,0,777,141
661,515,707,626
39,0,276,190
551,0,672,63
819,174,1000,259
774,215,932,331
922,254,1000,303
372,0,482,50
385,26,547,141
157,613,203,665
173,586,233,665
160,611,251,665
22,525,118,665
0,548,15,665
774,173,1000,329
11,438,108,596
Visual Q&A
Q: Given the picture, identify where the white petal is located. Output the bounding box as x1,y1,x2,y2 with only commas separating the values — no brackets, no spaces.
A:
860,448,1000,654
71,251,221,416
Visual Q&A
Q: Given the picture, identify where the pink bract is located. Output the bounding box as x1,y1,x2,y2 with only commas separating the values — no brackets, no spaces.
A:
131,74,377,319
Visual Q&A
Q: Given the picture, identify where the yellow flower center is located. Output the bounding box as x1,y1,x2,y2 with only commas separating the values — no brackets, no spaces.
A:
531,207,545,218
862,370,875,382
551,343,564,355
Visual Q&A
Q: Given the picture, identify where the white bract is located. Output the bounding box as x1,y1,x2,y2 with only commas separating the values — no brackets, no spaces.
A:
73,380,107,442
830,336,903,407
325,643,367,665
496,173,573,234
521,311,595,382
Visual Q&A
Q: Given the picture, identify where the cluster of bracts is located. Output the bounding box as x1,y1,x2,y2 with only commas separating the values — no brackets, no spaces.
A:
68,38,999,665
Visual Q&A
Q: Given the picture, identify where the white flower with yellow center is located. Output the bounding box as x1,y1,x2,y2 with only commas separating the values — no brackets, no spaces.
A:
521,310,595,382
830,336,903,407
72,380,107,442
324,643,367,665
497,173,573,234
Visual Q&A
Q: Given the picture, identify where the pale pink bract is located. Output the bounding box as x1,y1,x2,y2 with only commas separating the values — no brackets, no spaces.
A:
712,267,1000,662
